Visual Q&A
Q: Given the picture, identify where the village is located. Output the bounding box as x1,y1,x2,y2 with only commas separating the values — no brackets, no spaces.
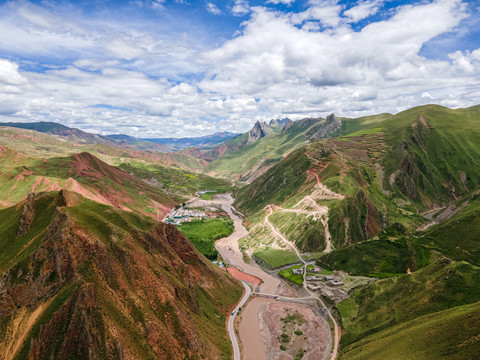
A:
164,193,224,225
285,264,372,304
165,206,208,224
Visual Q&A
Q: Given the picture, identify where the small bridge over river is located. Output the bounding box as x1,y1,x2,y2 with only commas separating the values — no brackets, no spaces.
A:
253,292,318,305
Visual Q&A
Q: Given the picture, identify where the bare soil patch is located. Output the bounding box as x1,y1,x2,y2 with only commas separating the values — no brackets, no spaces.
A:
259,302,331,360
228,267,262,286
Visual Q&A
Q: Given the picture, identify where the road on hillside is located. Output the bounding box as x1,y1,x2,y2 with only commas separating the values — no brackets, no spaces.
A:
196,193,334,360
265,205,340,360
229,281,251,360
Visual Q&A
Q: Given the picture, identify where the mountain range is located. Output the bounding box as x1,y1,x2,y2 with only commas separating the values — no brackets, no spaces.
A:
1,104,480,359
140,132,239,150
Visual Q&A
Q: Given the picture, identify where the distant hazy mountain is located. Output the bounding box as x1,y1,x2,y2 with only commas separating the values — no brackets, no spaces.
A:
142,132,239,150
103,133,172,152
0,121,110,143
0,121,171,152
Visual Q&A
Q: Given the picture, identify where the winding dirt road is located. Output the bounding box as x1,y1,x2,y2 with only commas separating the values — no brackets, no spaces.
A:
212,194,337,360
265,206,340,360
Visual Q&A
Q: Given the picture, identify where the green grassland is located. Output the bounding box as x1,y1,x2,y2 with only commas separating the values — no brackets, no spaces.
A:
380,105,480,209
177,218,234,259
199,193,213,200
339,300,480,360
333,113,393,137
269,210,326,252
338,258,480,347
317,236,430,277
206,120,316,180
320,193,480,277
419,194,480,266
278,264,304,285
252,248,299,269
116,160,231,199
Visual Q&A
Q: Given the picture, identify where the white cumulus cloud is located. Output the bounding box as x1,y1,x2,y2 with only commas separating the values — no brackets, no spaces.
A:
0,0,478,137
344,0,382,23
206,2,222,15
231,0,250,16
267,0,296,5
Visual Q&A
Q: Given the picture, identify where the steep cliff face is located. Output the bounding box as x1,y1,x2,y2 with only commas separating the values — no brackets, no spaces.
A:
305,114,342,140
17,192,36,236
247,121,275,144
0,191,241,360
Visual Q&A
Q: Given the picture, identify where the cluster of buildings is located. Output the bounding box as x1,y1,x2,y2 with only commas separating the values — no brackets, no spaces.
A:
165,206,208,225
306,274,344,287
292,264,322,275
291,265,348,302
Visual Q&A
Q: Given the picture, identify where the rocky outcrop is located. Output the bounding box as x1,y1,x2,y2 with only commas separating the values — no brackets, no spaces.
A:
305,113,342,139
27,283,103,360
17,192,35,236
269,118,290,126
247,121,275,144
281,120,294,134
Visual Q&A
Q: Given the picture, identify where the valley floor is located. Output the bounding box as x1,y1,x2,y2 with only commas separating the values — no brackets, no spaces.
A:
191,193,337,360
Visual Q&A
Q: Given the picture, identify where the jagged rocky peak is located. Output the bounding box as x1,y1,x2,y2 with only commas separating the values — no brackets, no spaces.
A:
247,120,275,144
326,113,340,125
305,113,342,140
269,118,291,126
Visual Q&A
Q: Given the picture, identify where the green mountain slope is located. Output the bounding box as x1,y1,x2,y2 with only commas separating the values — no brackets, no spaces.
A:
205,118,328,181
235,104,480,253
0,191,241,360
116,159,232,202
380,105,480,208
0,148,177,219
419,193,480,266
0,126,206,172
231,104,480,359
339,300,480,360
338,258,480,344
317,225,429,276
338,259,480,359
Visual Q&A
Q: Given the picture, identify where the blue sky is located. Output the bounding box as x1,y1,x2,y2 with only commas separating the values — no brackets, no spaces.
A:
0,0,479,137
